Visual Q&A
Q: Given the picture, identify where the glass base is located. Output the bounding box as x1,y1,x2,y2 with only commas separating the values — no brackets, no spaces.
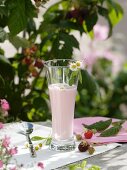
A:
49,137,76,151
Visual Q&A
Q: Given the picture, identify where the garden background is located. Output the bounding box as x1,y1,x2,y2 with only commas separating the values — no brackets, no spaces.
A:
0,0,127,123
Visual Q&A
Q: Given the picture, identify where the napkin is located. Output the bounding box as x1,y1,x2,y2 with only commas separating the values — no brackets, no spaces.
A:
74,117,127,144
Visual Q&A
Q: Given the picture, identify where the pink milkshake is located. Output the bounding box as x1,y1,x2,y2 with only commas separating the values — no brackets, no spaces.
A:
49,83,77,140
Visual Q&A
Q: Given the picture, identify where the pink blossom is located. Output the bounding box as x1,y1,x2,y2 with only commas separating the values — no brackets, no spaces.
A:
2,136,10,148
8,147,18,155
10,167,17,170
0,160,3,168
93,24,109,41
37,162,44,169
81,52,97,73
0,122,4,129
0,99,10,111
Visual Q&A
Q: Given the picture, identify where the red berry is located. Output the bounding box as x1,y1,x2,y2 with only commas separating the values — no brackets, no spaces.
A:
84,130,93,139
32,69,38,77
34,59,44,68
30,45,38,54
78,141,89,152
24,57,33,65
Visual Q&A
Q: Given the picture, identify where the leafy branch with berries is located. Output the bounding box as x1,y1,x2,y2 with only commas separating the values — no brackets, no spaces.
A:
0,0,123,122
75,118,125,154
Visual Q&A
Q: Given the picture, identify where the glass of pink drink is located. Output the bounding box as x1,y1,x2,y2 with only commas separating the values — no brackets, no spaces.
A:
45,59,79,151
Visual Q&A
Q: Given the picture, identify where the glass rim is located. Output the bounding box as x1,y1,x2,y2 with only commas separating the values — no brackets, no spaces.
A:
44,59,77,68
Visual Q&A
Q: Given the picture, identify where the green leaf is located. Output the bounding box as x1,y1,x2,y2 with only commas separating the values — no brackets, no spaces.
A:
43,1,69,22
69,164,80,170
25,0,37,18
0,27,7,42
59,20,84,34
98,6,109,16
9,35,30,49
78,70,100,97
31,136,46,141
69,71,78,86
0,6,8,17
52,32,79,59
39,21,57,34
68,160,101,170
0,74,5,87
33,97,48,110
7,0,37,36
89,165,101,170
84,12,98,32
64,68,69,76
79,70,82,84
81,160,87,169
82,119,112,132
100,125,122,137
8,0,27,35
112,120,125,127
60,32,79,49
31,136,52,145
0,54,11,65
107,0,123,26
0,55,14,79
45,137,52,145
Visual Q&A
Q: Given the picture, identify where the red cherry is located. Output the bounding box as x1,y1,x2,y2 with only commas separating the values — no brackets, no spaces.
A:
84,130,93,139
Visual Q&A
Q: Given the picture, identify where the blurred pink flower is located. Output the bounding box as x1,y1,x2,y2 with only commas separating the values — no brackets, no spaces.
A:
103,50,124,75
93,24,109,40
84,53,97,67
10,167,17,170
0,122,4,129
2,136,10,148
0,99,10,111
37,162,44,169
8,147,18,155
0,160,3,168
81,51,97,73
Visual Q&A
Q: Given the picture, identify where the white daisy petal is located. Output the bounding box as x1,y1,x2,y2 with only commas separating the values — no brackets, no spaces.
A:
76,61,82,68
69,63,77,71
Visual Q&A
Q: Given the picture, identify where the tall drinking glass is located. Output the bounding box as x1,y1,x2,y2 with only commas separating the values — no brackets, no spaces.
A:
45,59,79,151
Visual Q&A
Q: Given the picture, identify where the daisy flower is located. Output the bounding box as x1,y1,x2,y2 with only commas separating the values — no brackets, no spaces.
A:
69,62,77,71
76,61,82,69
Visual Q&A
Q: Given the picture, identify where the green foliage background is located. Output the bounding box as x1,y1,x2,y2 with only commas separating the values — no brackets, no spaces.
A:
0,0,125,122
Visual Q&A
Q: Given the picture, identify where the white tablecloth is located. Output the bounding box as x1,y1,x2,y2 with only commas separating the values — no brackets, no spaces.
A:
0,122,121,170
